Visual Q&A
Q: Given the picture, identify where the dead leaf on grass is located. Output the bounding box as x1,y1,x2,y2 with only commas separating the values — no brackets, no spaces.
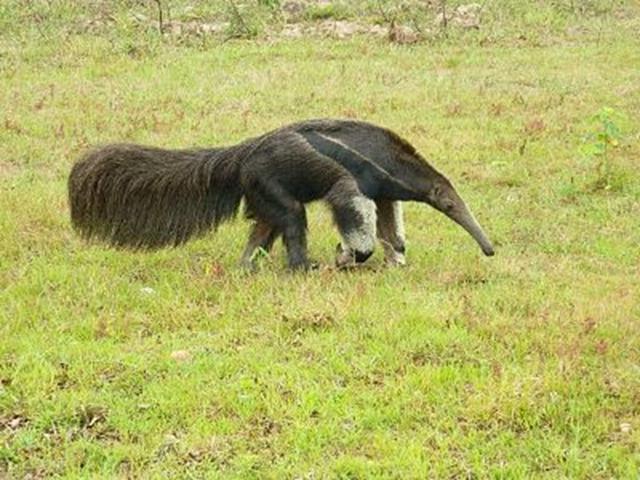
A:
594,339,608,355
76,405,107,430
619,422,632,434
170,350,192,362
1,414,28,432
524,118,546,136
582,317,597,334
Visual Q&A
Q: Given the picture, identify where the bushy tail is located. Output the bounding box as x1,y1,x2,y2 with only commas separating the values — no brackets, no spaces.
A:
68,143,245,249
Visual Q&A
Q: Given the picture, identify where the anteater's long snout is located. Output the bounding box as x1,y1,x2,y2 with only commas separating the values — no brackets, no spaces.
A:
448,204,495,257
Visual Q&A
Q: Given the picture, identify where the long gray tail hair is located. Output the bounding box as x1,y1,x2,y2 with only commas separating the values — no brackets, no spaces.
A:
68,143,248,248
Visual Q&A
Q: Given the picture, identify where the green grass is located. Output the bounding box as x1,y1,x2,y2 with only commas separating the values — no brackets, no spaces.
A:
1,2,639,478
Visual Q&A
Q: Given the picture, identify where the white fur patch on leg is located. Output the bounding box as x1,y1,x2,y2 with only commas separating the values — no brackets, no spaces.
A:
378,201,406,266
342,196,376,254
393,202,405,242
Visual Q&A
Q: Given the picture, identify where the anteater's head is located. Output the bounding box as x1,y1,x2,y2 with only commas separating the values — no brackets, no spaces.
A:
424,176,495,257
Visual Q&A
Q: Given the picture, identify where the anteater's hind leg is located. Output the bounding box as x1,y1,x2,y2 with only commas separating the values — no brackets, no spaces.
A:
239,221,281,270
243,182,310,271
326,178,377,269
376,200,406,266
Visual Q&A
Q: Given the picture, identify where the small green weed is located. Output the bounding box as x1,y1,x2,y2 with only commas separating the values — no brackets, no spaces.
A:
581,106,626,192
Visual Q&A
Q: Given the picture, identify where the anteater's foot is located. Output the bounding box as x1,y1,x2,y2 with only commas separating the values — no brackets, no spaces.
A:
239,259,259,273
288,258,319,272
335,243,373,270
384,250,406,267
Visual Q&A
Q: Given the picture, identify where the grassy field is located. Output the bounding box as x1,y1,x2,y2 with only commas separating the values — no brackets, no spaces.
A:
1,1,639,478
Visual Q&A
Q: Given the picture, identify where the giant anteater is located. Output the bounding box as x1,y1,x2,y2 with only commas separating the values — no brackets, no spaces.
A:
69,119,494,270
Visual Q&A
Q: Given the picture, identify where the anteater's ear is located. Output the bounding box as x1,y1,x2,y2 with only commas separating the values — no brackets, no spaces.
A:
426,180,449,207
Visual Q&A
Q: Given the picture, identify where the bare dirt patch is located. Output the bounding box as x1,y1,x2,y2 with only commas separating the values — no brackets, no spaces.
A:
0,160,20,180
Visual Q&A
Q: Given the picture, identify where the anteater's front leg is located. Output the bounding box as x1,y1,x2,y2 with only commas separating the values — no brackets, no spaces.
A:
326,178,377,269
376,200,406,266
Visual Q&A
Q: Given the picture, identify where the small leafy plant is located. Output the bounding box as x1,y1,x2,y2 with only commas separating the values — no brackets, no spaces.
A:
581,106,625,191
225,0,260,39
